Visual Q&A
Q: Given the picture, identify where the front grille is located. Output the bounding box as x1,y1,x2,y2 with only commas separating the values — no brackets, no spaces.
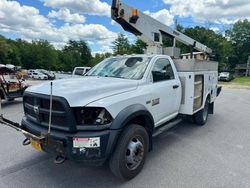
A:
23,92,76,132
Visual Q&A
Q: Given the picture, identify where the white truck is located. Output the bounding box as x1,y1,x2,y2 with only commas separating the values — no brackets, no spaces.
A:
0,0,221,180
72,67,91,77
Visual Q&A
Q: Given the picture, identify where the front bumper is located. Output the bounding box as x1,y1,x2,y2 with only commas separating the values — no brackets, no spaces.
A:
21,117,121,166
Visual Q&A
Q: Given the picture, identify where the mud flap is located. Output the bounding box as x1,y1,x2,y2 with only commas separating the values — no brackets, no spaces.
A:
208,102,214,114
217,86,222,97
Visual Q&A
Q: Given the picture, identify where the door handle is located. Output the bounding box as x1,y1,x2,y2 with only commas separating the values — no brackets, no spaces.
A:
173,85,179,89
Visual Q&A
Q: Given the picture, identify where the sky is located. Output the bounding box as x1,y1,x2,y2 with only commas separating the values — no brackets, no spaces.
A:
0,0,250,54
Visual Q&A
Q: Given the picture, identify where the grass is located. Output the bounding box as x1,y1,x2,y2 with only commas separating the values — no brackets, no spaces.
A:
231,77,250,85
219,76,250,89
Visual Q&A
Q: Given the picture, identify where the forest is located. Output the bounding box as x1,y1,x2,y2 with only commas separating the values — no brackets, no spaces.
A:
0,19,249,71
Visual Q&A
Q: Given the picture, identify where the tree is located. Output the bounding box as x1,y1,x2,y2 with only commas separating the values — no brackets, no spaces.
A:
60,40,92,71
16,39,59,70
112,34,131,55
226,19,250,66
91,52,112,66
0,35,94,71
130,39,147,54
63,40,92,66
0,36,9,64
175,26,233,70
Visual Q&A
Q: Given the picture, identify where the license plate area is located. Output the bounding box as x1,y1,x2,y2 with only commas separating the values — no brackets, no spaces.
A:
73,137,100,148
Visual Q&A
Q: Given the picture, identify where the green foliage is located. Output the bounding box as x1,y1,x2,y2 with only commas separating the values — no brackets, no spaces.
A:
130,39,147,54
0,35,21,65
91,52,112,66
161,26,234,70
112,33,147,55
0,37,92,71
0,19,250,72
112,34,131,55
60,40,92,71
226,19,250,67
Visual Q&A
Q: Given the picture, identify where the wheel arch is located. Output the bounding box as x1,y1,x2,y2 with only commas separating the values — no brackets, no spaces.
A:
110,104,154,151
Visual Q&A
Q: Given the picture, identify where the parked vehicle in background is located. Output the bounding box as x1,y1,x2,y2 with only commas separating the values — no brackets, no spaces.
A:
29,72,48,80
5,64,15,70
38,70,56,80
72,67,91,76
218,72,234,82
0,65,28,101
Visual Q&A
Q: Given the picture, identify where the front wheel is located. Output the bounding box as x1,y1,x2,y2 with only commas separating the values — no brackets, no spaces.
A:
109,124,149,180
194,97,209,126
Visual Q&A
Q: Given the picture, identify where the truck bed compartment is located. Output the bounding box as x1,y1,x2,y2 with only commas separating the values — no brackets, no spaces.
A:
175,59,218,115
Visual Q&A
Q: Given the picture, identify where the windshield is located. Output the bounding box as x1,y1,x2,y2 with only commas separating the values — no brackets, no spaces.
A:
220,72,229,76
86,57,151,80
74,68,85,76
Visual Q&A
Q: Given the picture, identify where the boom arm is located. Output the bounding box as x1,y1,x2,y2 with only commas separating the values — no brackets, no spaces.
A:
111,0,212,55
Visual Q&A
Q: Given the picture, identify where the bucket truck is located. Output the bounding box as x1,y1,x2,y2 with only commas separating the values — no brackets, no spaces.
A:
0,0,221,180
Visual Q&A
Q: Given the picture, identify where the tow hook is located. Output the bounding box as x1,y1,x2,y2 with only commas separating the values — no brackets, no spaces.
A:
22,138,31,146
54,155,66,164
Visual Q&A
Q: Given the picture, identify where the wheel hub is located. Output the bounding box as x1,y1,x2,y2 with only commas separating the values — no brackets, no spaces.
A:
125,137,144,170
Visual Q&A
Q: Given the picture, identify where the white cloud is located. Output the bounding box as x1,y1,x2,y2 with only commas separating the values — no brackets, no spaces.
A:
110,20,117,25
0,0,51,32
210,27,220,33
43,0,110,17
163,0,250,24
0,0,117,51
144,9,174,26
48,8,86,23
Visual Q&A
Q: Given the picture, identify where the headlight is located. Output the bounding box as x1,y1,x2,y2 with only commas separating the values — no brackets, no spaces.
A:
73,107,113,125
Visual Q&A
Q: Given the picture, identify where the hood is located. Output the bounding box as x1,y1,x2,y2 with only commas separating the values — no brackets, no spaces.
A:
26,77,138,107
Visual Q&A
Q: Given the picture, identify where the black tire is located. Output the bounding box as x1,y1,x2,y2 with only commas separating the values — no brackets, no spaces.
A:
109,124,149,180
194,97,209,126
8,98,15,102
185,115,195,123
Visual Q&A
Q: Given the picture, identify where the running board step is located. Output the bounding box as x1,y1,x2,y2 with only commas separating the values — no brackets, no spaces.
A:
153,118,182,137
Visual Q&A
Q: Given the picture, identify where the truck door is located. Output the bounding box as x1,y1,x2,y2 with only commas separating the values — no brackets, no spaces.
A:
149,58,181,126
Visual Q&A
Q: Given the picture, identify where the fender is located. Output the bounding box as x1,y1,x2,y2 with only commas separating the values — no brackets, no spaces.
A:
110,104,155,152
110,104,154,131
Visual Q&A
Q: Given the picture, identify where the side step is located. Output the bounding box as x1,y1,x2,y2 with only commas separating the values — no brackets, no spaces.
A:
153,118,182,137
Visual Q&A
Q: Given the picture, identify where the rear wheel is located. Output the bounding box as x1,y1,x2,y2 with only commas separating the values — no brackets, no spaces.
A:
109,124,149,180
194,97,209,126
